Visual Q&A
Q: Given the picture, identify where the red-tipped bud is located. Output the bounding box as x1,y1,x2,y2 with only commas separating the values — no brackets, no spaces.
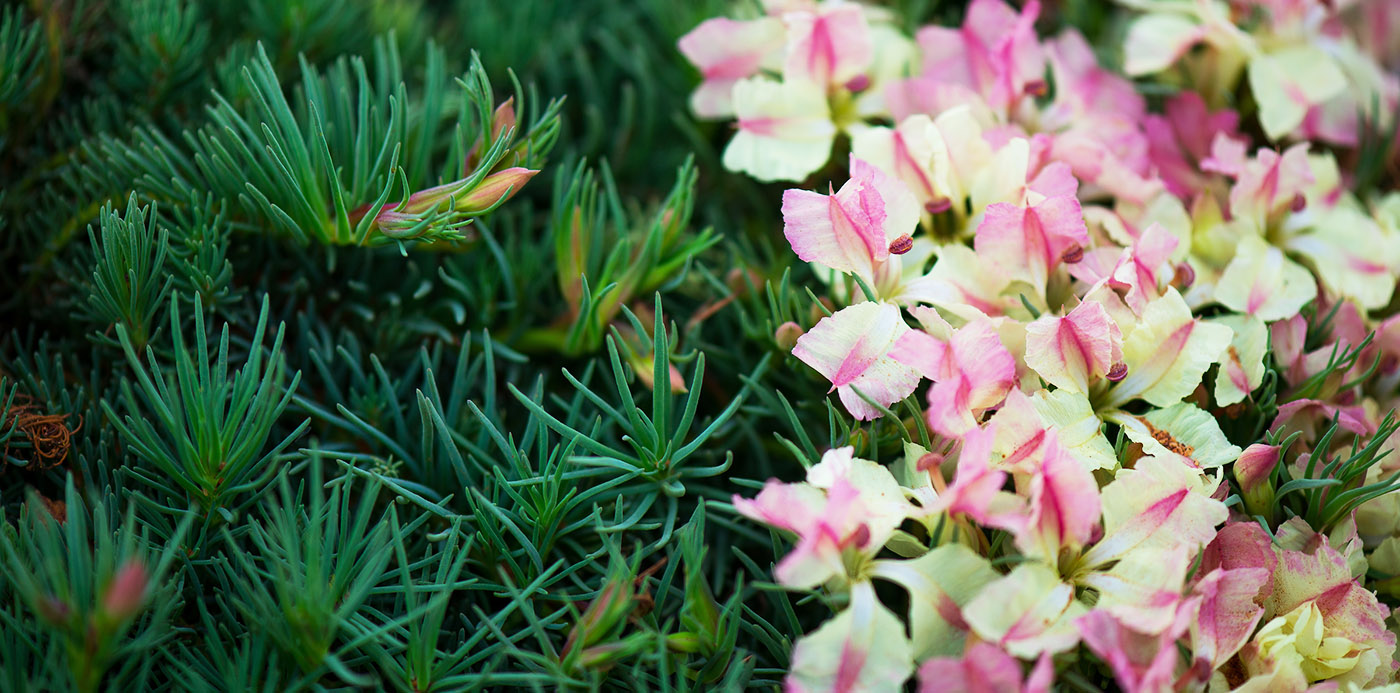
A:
888,234,914,255
1106,362,1128,382
1060,243,1084,264
1234,444,1280,495
491,97,517,141
457,167,539,214
774,322,804,351
101,560,149,622
1235,443,1280,517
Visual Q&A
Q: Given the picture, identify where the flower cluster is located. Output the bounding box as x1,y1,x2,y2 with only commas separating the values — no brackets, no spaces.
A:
681,0,1400,690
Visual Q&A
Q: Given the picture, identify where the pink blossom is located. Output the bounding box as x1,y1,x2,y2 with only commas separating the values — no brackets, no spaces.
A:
1077,596,1202,693
1023,299,1123,394
782,157,920,283
781,4,873,87
973,173,1089,299
677,17,785,118
925,319,1016,437
1014,432,1102,562
916,642,1053,693
1143,92,1241,199
914,0,1045,114
792,301,940,421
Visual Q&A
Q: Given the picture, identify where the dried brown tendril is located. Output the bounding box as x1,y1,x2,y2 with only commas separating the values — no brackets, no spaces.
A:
3,395,82,471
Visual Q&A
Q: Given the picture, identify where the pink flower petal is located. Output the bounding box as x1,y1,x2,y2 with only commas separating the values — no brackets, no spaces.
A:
1024,299,1122,393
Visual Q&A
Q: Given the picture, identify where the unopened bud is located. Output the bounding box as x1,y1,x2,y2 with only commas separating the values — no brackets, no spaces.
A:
774,321,804,351
1106,362,1128,382
491,97,517,140
1234,444,1280,496
888,234,914,255
1236,448,1279,522
666,632,705,654
457,167,539,214
101,560,149,622
1060,244,1084,264
632,353,689,395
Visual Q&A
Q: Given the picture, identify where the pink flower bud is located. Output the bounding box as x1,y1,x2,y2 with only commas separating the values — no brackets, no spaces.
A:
1234,444,1279,495
101,560,149,622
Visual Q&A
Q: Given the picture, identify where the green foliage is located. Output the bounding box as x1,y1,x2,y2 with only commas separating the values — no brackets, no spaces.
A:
219,465,409,685
530,160,717,355
0,481,192,693
109,0,210,109
0,0,806,689
104,294,307,545
83,195,173,352
0,6,44,113
1264,413,1400,532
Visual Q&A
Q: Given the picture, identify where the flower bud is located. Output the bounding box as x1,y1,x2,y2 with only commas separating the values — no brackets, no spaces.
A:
1235,443,1280,518
666,632,705,654
774,321,804,351
577,632,654,669
631,353,688,395
490,97,517,141
456,167,539,214
101,560,149,622
564,578,636,656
